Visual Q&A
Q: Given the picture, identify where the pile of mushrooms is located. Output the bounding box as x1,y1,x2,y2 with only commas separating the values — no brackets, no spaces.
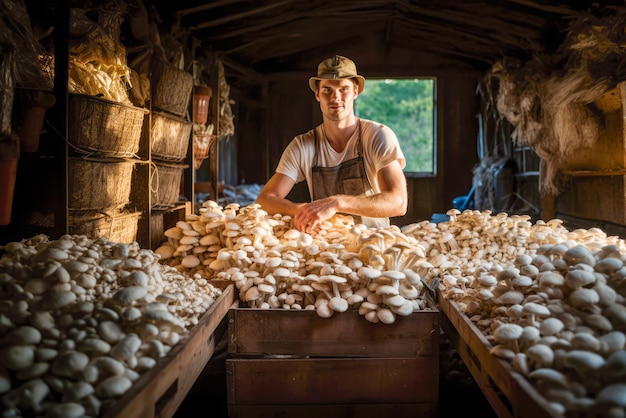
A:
401,209,626,417
161,202,626,417
157,201,433,324
0,234,222,417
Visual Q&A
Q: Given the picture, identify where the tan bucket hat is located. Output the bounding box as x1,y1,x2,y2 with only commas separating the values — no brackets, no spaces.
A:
308,55,366,93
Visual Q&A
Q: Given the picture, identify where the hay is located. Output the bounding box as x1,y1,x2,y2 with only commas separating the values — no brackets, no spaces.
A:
217,61,235,139
67,8,133,104
534,71,607,195
481,7,626,197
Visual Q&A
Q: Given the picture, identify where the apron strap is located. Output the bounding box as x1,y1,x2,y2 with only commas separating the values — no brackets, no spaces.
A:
314,120,363,165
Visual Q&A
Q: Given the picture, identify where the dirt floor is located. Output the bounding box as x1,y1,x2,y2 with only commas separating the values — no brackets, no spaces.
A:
174,321,498,418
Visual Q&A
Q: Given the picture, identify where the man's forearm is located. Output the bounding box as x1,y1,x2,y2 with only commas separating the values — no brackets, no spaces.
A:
336,191,407,218
256,193,302,217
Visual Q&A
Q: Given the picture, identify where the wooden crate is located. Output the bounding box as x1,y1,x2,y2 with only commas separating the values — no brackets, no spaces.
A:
101,282,235,418
226,301,440,418
437,291,561,418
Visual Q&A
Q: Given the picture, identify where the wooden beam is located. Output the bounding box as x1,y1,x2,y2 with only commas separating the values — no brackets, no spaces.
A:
506,0,580,15
177,0,246,18
195,1,292,30
217,53,261,80
196,0,393,40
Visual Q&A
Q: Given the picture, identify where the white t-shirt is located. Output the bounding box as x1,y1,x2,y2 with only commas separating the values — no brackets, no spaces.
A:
275,118,406,200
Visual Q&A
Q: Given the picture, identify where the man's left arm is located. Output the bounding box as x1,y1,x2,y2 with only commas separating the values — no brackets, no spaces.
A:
338,159,408,217
293,160,407,232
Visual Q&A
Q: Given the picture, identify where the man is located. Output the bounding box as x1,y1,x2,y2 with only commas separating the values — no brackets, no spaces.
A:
256,55,408,234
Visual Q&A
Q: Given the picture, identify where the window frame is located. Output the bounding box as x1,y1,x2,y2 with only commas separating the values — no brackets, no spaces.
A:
355,77,437,178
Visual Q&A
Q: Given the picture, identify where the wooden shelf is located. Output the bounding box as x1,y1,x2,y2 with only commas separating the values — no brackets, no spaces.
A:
513,171,539,178
562,169,626,177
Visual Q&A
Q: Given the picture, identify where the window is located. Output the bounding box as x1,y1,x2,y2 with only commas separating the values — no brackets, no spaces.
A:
355,78,436,174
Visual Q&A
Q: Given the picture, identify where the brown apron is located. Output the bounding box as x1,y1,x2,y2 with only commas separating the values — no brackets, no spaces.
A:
311,121,387,227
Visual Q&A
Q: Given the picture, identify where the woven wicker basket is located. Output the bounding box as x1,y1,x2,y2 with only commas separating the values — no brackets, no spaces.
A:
70,210,141,244
151,162,187,209
69,158,135,212
193,132,216,169
152,59,194,117
151,111,192,162
68,94,148,158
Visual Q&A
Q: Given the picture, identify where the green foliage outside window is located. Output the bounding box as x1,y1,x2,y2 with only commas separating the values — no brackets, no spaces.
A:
356,78,435,173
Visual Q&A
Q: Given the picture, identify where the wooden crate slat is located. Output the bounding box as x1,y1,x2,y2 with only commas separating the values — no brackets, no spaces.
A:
226,357,439,405
228,402,438,418
228,306,439,357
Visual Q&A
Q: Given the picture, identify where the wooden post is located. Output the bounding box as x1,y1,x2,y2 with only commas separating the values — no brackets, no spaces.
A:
542,193,556,221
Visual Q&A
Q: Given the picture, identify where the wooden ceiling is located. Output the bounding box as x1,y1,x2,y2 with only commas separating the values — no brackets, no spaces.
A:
152,0,622,77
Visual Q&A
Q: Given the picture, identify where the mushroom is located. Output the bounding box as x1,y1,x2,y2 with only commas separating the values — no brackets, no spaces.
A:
492,323,523,353
539,317,564,337
527,368,570,389
595,383,626,411
563,350,606,381
526,344,554,369
320,275,349,313
521,302,551,327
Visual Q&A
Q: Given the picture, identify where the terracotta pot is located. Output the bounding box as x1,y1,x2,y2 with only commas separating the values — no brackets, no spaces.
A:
16,89,56,153
193,86,212,124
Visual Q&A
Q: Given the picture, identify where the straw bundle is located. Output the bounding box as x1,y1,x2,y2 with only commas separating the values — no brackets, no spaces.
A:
68,8,133,105
480,7,626,197
217,61,235,139
533,71,606,195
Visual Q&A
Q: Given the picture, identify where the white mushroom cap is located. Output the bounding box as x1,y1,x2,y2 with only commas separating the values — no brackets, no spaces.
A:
527,368,569,388
596,383,626,408
539,317,565,336
493,323,523,345
563,350,606,376
526,344,555,368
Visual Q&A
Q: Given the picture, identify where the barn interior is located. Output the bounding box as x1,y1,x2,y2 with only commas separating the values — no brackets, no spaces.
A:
1,1,626,417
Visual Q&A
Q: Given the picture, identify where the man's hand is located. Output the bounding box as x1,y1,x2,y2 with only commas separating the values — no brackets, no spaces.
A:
293,197,339,234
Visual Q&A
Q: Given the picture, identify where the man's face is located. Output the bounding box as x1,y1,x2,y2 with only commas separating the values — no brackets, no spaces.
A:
315,79,358,121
